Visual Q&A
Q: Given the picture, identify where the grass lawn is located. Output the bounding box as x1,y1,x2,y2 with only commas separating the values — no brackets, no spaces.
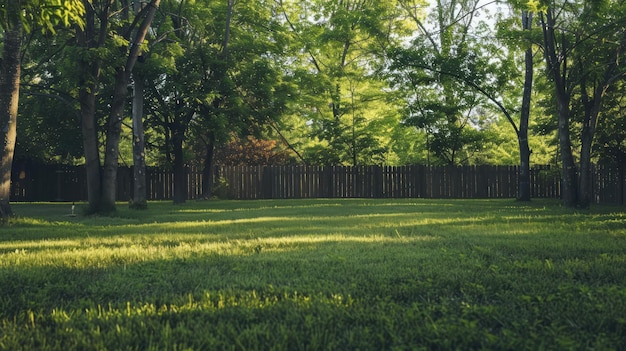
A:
1,198,625,350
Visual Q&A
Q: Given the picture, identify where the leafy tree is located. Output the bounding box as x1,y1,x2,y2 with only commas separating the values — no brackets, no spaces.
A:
516,9,535,200
0,0,84,219
142,0,291,203
15,93,83,163
390,0,502,166
72,0,160,214
539,0,626,207
389,0,557,202
279,0,409,165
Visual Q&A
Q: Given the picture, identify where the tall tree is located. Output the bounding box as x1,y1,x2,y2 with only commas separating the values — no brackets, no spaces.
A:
130,0,153,210
390,0,545,202
0,21,21,219
141,0,231,204
131,70,147,209
0,0,84,220
540,0,626,207
517,10,533,201
75,0,160,214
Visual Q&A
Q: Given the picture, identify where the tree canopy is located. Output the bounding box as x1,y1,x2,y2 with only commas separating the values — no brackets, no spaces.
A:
9,0,626,210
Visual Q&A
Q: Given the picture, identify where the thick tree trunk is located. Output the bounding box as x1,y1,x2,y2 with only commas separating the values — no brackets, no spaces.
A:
0,27,21,220
577,83,598,209
577,28,625,207
100,69,128,212
131,73,148,209
79,79,103,214
517,11,533,202
172,130,187,204
76,1,107,214
555,88,578,207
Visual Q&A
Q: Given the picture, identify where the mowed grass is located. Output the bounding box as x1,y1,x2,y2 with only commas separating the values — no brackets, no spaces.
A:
1,199,625,350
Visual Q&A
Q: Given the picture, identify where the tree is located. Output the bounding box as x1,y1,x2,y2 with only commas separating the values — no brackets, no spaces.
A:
192,0,293,198
593,81,626,167
130,0,155,210
389,0,503,166
515,9,533,201
539,0,626,207
389,0,549,203
142,0,291,203
74,0,160,214
131,69,147,209
0,0,84,220
279,0,408,165
140,0,233,204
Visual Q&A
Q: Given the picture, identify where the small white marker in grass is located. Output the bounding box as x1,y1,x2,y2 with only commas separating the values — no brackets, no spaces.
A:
68,202,76,217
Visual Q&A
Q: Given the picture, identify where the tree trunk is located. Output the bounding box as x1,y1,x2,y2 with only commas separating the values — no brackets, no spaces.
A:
542,10,578,207
100,68,128,212
172,130,187,204
0,26,21,220
202,136,215,199
76,0,107,214
555,83,578,207
577,80,597,209
577,29,626,208
98,0,161,212
517,11,533,201
131,73,148,209
79,76,103,214
578,136,594,208
517,129,531,201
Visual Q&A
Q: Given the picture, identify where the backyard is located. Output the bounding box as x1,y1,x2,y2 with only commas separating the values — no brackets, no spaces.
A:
1,199,625,350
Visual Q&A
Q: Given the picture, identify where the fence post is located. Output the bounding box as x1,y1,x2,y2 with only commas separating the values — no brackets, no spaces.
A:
323,166,333,198
619,164,625,206
373,165,383,198
262,166,273,199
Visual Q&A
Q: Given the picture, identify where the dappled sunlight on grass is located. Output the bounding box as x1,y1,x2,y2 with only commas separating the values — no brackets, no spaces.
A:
2,199,626,350
0,230,440,270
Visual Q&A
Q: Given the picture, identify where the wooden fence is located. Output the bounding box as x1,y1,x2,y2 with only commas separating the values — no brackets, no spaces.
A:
9,164,626,205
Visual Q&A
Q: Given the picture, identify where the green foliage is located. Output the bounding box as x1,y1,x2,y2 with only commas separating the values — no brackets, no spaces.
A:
1,199,625,349
594,82,626,165
141,0,292,171
0,0,85,33
280,0,408,165
212,177,231,199
387,0,513,165
474,115,556,165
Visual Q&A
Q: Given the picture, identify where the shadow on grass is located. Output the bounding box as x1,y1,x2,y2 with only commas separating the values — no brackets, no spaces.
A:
6,198,621,242
2,234,626,350
1,199,626,349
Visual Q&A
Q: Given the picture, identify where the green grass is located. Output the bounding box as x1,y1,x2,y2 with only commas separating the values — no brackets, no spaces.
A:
1,198,625,350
